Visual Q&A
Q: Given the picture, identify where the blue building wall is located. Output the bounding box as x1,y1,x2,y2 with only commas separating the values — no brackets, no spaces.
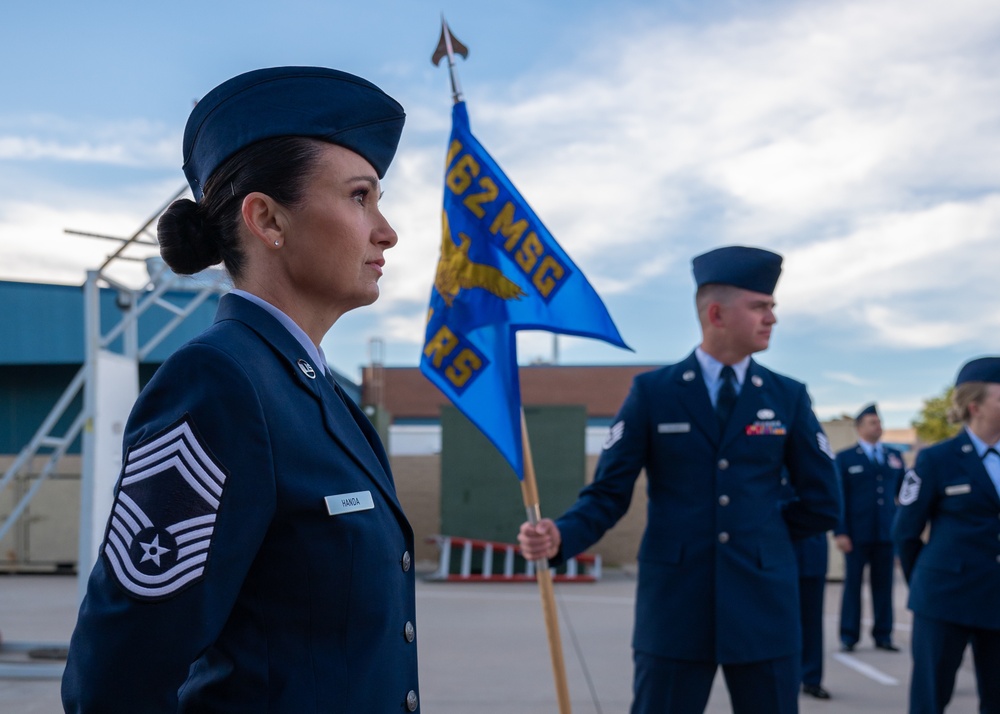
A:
0,279,220,364
0,279,361,457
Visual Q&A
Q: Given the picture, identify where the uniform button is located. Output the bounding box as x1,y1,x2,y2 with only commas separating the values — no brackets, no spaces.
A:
718,459,729,470
780,477,788,486
406,690,418,711
877,499,884,505
996,554,1000,564
877,487,884,494
404,620,415,643
718,532,730,544
401,551,411,572
718,495,730,506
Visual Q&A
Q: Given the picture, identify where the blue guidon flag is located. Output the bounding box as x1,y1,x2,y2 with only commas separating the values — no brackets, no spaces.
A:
102,416,228,601
421,101,630,478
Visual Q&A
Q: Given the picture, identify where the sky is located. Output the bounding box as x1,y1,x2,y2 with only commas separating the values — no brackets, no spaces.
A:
2,0,999,429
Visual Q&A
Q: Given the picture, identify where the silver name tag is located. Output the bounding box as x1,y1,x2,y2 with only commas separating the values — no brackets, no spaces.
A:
658,422,691,434
944,484,971,496
325,490,375,516
848,465,865,474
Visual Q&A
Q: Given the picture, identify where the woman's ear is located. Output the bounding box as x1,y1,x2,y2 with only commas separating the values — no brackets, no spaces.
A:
241,192,287,249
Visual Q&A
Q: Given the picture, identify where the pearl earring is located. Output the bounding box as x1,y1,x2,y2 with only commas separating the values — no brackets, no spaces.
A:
274,241,280,247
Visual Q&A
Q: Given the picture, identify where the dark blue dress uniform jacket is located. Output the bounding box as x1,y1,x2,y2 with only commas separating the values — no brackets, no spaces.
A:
62,295,420,713
834,444,904,543
892,430,1000,630
794,532,829,579
554,352,842,664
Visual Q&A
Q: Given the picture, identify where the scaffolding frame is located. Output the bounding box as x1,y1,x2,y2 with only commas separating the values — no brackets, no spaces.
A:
0,187,229,678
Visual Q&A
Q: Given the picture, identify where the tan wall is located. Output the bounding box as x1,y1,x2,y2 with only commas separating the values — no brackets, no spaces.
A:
1,418,917,572
0,455,82,568
391,454,442,564
391,450,649,568
390,418,918,571
576,455,648,566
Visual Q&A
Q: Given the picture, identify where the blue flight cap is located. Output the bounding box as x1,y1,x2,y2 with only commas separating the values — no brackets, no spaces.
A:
855,403,879,423
182,66,405,200
691,246,783,295
955,357,1000,386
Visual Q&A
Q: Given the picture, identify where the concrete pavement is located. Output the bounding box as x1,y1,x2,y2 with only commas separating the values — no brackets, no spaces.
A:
0,567,981,712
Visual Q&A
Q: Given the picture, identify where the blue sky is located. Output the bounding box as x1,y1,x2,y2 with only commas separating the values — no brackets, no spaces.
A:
2,0,998,428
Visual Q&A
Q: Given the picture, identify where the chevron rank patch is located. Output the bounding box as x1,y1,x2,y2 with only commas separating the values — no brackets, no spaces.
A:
603,420,625,450
102,416,229,601
817,432,835,460
898,469,921,506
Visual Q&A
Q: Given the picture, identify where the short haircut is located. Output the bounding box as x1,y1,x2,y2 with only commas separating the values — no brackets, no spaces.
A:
695,283,740,318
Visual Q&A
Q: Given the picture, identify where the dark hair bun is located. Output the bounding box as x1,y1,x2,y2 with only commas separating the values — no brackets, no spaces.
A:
156,198,223,275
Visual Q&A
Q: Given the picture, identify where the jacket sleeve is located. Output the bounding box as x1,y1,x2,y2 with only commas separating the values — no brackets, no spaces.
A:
61,342,277,713
554,377,648,562
832,452,849,537
892,450,934,583
782,385,843,539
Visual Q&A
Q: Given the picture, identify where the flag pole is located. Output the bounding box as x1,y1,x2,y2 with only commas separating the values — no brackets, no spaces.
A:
431,16,467,104
432,22,573,712
520,409,573,714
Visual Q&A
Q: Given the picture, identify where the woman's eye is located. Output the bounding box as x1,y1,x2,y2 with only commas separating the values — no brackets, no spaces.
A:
353,188,369,204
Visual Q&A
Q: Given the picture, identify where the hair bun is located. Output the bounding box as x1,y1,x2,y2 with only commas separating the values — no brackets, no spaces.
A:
156,198,223,275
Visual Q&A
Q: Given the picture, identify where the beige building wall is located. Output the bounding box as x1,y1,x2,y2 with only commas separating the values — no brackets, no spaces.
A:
391,454,442,564
0,455,81,570
392,418,917,571
0,418,917,572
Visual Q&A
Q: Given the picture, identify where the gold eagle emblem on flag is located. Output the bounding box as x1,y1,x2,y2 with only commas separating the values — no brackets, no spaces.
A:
434,212,526,308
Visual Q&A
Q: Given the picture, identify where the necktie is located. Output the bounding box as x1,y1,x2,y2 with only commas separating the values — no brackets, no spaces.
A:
870,446,881,465
717,365,737,427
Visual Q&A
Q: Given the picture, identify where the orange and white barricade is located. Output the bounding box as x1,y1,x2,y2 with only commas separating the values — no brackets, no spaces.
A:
425,535,601,582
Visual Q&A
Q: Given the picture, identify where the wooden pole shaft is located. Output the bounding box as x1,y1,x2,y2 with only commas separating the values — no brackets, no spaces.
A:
519,410,572,714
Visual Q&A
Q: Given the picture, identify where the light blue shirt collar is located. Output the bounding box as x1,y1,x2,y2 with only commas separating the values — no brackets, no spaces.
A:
229,289,329,375
965,427,1000,491
695,347,750,407
858,439,882,463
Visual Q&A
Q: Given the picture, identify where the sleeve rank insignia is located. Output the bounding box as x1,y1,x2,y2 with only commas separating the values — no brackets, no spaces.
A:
102,416,229,601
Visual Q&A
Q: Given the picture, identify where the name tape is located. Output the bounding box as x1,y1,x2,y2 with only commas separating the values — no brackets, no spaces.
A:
325,490,375,516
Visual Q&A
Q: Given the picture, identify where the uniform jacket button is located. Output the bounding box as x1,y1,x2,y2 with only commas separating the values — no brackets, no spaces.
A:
718,495,730,506
404,620,415,642
402,551,412,572
718,532,730,544
406,690,419,711
718,458,729,470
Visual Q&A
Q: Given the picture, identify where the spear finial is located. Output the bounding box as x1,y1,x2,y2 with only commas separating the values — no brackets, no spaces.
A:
431,16,468,104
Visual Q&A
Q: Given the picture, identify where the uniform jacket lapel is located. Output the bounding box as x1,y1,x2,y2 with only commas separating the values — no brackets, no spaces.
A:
954,431,1000,509
720,359,764,450
214,295,402,512
674,352,719,446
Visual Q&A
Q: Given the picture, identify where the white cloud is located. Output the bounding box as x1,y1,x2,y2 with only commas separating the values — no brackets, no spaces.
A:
4,0,1000,409
822,371,874,387
0,179,184,286
0,116,178,168
813,396,925,423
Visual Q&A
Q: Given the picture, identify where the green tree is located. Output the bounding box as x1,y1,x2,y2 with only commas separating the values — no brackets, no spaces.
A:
911,386,960,444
